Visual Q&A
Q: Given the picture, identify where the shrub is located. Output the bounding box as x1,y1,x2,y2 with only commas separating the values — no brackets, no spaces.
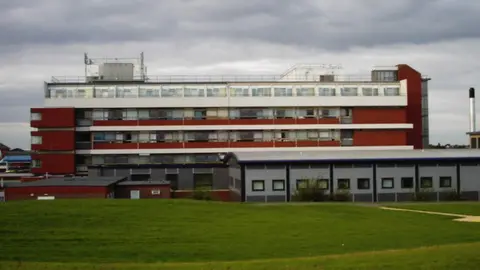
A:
444,190,462,201
414,188,435,201
192,187,212,201
330,189,352,202
292,179,328,202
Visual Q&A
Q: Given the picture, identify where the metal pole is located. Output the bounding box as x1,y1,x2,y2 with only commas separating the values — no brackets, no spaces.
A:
469,87,476,132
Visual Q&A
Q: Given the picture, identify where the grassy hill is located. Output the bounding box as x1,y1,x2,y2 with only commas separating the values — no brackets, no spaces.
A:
0,200,479,269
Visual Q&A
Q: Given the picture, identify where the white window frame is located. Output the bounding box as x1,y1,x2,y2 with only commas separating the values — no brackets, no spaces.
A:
31,136,42,145
252,180,265,191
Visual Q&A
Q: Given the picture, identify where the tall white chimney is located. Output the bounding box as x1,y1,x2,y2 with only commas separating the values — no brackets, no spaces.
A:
469,87,476,132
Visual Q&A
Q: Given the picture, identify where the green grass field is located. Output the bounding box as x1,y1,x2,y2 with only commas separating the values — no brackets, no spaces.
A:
0,200,479,270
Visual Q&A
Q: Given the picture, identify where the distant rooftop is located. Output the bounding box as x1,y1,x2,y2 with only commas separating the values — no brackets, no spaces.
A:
230,149,480,163
5,176,127,188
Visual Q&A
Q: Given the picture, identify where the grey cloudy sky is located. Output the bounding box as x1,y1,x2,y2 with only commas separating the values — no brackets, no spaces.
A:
1,0,480,149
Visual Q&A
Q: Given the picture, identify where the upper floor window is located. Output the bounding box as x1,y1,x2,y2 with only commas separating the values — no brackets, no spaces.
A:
95,87,115,98
251,87,271,97
384,87,400,96
362,87,379,96
340,87,358,96
184,88,205,97
31,136,42,145
230,88,249,97
161,88,183,97
274,87,293,97
31,112,42,121
116,86,138,98
318,87,336,96
139,87,160,97
296,87,315,96
207,88,227,97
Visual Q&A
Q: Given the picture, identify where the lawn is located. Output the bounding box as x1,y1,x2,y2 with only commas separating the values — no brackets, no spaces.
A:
0,200,479,270
383,202,480,216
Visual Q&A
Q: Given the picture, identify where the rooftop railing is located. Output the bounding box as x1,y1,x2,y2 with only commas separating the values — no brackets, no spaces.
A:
49,74,398,84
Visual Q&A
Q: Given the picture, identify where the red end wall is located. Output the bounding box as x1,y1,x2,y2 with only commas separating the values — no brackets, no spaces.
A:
5,186,109,201
31,130,75,151
353,130,407,146
397,65,423,149
31,153,75,175
31,108,75,128
352,107,407,124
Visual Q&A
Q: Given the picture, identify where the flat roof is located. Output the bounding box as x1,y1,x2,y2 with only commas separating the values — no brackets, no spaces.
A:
117,180,170,186
229,149,480,163
5,176,127,188
0,155,31,163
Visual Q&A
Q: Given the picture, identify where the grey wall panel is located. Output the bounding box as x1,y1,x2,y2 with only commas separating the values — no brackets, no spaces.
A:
213,168,229,189
115,168,131,178
353,193,373,202
377,193,396,202
376,166,415,193
334,167,373,194
290,167,330,194
88,168,101,177
459,165,480,192
266,195,286,202
228,167,241,190
245,167,287,198
131,168,151,174
246,195,266,202
178,168,194,190
101,168,115,177
151,168,166,181
418,165,456,191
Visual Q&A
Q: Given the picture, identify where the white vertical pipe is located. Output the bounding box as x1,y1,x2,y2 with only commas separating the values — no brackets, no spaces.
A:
469,87,476,132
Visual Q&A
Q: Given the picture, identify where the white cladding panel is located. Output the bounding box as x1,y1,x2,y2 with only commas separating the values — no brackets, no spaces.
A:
44,81,407,108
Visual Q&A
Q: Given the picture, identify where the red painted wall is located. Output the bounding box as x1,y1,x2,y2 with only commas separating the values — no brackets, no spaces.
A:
31,153,75,175
353,130,407,146
352,107,407,124
5,186,109,201
397,65,423,149
31,130,75,151
115,185,171,199
31,108,75,128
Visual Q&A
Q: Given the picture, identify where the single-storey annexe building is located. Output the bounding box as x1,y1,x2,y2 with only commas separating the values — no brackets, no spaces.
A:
226,149,480,203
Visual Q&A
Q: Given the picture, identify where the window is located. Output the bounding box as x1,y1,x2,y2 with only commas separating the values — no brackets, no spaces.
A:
337,178,350,189
272,179,285,191
252,180,265,191
381,178,394,189
318,88,336,96
194,173,213,189
161,88,183,97
317,179,329,190
275,108,295,118
296,179,308,189
340,87,358,96
31,112,42,121
251,87,271,97
401,177,414,189
231,87,249,97
184,88,205,97
362,87,379,96
296,87,315,96
274,87,293,97
420,177,433,188
439,176,452,188
357,178,370,190
116,86,138,98
384,87,400,96
31,136,42,144
139,87,160,97
32,160,42,168
207,88,226,97
297,108,316,118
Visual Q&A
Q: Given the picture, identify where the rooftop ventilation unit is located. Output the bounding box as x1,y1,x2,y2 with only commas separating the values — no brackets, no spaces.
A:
319,74,335,82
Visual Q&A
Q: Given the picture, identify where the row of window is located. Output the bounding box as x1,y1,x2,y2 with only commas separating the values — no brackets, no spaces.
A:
47,85,401,98
250,176,453,192
87,130,348,143
83,107,351,121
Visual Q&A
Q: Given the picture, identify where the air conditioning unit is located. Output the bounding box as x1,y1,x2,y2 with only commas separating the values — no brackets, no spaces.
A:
319,75,335,82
